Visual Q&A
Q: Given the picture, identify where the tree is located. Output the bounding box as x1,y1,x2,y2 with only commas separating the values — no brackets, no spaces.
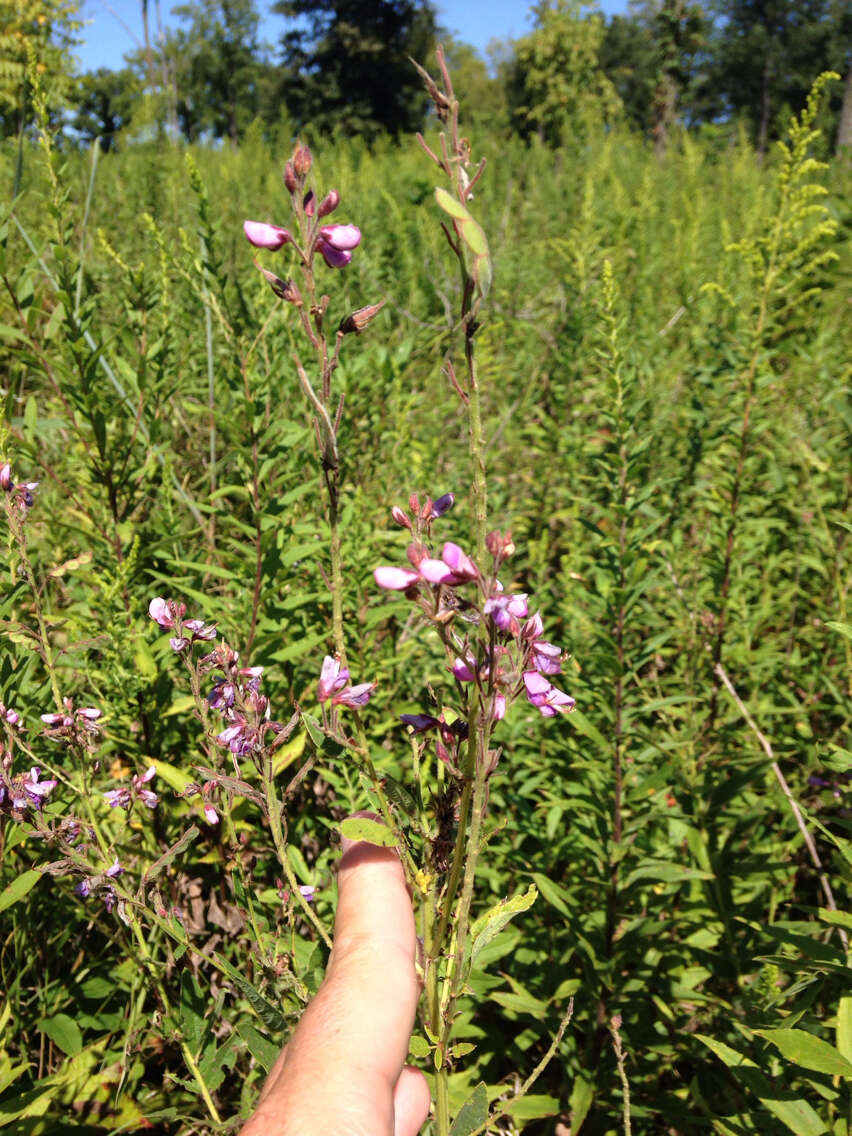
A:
0,0,81,136
70,68,138,150
165,0,267,144
271,0,438,137
508,0,622,144
700,0,852,154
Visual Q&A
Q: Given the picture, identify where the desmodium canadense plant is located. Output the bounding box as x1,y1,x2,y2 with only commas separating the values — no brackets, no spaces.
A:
236,50,578,1134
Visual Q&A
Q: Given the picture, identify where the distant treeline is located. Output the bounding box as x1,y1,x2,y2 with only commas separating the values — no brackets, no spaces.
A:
5,0,852,153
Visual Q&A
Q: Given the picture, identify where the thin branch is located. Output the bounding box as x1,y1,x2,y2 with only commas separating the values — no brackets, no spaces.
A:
714,663,847,951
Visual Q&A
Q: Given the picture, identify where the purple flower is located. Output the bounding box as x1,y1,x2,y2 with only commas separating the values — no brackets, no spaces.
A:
21,767,57,809
105,857,123,878
299,884,316,902
203,803,219,824
492,693,507,721
104,765,158,810
318,655,350,702
522,671,575,718
41,700,101,743
244,220,292,250
148,597,185,629
400,713,442,733
485,593,529,636
317,655,375,708
430,493,455,518
452,654,478,683
333,682,375,708
75,878,91,899
316,223,361,268
0,463,11,490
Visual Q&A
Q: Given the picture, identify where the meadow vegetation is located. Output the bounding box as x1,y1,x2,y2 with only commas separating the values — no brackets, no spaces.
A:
0,57,850,1135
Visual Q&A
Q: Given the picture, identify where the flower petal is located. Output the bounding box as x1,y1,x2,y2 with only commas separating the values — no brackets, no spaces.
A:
374,566,420,590
243,220,291,250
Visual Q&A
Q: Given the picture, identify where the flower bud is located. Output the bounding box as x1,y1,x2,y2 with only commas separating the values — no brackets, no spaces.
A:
486,529,515,561
318,189,340,217
391,506,410,529
409,493,420,514
292,141,312,177
259,266,302,305
303,189,316,216
283,161,297,193
0,463,11,490
338,300,386,335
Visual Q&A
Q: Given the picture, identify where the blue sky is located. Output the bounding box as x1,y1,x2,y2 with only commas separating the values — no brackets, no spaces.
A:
74,0,631,73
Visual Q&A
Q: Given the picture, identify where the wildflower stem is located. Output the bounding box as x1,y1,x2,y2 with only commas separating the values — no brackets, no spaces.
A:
261,758,333,950
326,466,346,661
127,913,222,1125
465,336,487,563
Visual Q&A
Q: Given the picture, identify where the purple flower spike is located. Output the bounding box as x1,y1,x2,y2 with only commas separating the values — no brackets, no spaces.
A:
523,671,575,717
244,220,292,250
374,566,421,591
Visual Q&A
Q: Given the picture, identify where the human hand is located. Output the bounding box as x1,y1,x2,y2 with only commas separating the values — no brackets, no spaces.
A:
240,829,431,1136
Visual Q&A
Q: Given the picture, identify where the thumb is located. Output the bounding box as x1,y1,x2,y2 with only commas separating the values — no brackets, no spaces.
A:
241,819,429,1136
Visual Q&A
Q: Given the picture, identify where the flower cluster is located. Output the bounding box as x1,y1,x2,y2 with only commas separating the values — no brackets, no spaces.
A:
317,655,375,709
0,462,38,517
198,641,287,761
75,857,123,913
148,597,216,652
0,761,57,815
41,699,102,746
244,140,362,275
103,765,158,811
374,494,575,738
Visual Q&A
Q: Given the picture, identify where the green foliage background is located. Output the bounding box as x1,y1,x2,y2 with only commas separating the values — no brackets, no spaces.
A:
0,80,850,1133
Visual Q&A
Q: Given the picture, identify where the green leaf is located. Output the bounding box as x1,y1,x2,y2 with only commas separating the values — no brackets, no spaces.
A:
408,1035,432,1059
434,186,470,222
339,816,398,848
755,1028,852,1078
569,1075,595,1134
238,1023,280,1073
470,884,537,965
302,713,345,759
696,1034,828,1135
531,871,570,916
152,758,194,794
0,869,40,913
37,1013,82,1057
837,997,852,1063
449,1081,488,1136
143,826,199,884
504,1093,559,1121
180,971,206,1056
825,621,852,641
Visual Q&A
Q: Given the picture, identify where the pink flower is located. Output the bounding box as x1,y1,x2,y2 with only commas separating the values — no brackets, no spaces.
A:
148,597,185,629
318,655,350,701
317,655,375,708
522,671,575,717
203,804,219,824
299,884,316,902
243,220,292,250
374,565,421,590
316,224,361,268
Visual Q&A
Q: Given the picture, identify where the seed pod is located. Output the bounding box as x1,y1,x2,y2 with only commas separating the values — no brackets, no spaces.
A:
338,299,386,335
